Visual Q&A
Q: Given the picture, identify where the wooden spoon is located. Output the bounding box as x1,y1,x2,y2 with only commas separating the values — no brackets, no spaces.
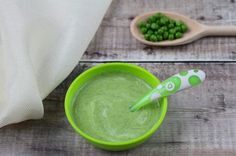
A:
130,11,236,46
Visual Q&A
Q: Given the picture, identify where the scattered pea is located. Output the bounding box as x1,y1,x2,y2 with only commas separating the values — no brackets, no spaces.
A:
137,12,188,42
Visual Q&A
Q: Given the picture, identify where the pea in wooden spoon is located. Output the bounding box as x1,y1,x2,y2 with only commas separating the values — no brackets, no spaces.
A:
130,11,236,46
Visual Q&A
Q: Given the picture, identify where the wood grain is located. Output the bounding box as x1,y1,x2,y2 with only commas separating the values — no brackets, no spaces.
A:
0,63,235,156
82,0,236,62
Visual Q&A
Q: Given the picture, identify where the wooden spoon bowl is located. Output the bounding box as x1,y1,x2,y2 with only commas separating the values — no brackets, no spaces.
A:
130,11,236,46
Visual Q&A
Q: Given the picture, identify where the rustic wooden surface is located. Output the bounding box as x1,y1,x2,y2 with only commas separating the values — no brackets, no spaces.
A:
0,0,236,156
84,0,236,62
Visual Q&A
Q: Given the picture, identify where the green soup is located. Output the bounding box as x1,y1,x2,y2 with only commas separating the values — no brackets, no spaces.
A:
72,71,159,142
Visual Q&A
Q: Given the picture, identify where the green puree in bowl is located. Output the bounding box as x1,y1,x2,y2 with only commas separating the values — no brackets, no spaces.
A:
72,71,159,142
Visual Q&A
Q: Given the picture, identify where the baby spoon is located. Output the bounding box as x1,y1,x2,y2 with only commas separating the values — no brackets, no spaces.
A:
129,69,206,112
130,11,236,46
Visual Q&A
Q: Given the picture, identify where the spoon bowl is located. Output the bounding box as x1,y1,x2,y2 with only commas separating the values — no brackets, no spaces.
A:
130,11,236,46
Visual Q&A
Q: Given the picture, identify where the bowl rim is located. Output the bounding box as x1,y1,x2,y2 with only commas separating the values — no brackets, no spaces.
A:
65,62,168,146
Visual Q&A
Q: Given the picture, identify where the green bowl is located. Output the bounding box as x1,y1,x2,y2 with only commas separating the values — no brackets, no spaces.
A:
65,63,168,151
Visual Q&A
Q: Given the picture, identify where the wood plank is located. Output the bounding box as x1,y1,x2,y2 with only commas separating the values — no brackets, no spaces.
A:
0,63,235,156
82,0,236,61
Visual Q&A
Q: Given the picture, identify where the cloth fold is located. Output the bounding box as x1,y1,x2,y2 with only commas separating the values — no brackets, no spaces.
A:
0,0,111,127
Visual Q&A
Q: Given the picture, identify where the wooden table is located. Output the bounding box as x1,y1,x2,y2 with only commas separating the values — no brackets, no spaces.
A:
1,0,236,155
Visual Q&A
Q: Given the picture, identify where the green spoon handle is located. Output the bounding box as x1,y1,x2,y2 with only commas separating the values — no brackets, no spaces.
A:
130,69,206,112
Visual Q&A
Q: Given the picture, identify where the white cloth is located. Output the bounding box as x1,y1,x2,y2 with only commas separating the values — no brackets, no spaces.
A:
0,0,111,127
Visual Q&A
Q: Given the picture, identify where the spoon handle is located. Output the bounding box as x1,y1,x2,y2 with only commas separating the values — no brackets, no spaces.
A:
130,69,206,112
204,25,236,36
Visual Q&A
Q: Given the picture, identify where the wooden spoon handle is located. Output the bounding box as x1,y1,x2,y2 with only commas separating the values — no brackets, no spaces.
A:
204,25,236,36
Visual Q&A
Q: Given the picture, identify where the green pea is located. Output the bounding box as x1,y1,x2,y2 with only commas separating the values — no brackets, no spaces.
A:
147,30,154,35
157,29,164,35
147,16,156,23
164,17,169,23
175,21,182,26
157,35,163,41
168,34,174,40
160,17,167,25
175,32,183,38
181,24,188,32
151,23,158,30
156,20,161,26
144,34,150,40
150,15,156,21
154,13,163,20
138,21,146,28
169,19,175,25
152,16,157,22
140,27,148,34
161,26,168,31
145,23,151,29
169,28,176,34
168,23,175,29
147,17,152,23
175,26,182,32
163,32,169,40
150,35,157,42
